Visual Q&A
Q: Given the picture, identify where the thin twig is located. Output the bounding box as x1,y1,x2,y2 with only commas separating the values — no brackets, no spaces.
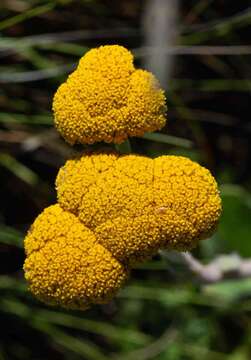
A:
0,63,74,83
160,251,251,283
182,6,251,33
0,28,139,54
134,45,251,57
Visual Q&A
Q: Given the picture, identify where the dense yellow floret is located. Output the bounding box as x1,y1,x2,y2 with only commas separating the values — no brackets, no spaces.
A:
24,153,221,309
57,152,222,265
56,150,118,214
24,204,129,310
52,45,167,145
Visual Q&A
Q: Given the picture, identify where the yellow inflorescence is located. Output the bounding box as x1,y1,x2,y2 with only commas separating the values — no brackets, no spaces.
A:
24,152,221,310
57,152,222,265
24,44,222,311
24,204,129,310
52,45,167,145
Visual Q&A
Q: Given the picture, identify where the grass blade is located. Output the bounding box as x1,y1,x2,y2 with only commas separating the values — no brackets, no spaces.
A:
0,3,55,31
0,225,23,248
142,132,193,148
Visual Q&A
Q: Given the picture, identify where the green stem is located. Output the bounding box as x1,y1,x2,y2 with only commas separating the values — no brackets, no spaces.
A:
115,139,132,154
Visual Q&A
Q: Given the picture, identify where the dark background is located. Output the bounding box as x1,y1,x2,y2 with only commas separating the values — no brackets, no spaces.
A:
0,1,251,359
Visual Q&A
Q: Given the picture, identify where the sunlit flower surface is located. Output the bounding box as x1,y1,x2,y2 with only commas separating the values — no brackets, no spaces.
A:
24,152,221,309
53,45,167,144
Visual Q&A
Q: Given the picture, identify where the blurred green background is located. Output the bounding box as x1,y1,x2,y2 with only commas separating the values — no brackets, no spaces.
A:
1,1,251,359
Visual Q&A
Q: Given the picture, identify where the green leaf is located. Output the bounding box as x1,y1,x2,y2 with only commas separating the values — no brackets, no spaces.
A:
203,278,251,303
0,154,39,185
218,185,251,257
0,276,26,292
1,296,151,346
0,112,52,125
115,139,132,154
0,3,56,31
0,225,23,248
142,132,193,148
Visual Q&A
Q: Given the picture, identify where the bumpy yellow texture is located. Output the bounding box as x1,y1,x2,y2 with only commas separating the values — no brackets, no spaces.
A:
24,152,222,309
57,152,222,264
52,45,167,145
24,204,128,310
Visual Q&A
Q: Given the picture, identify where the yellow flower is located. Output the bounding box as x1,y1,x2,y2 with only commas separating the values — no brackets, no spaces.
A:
24,152,221,310
57,152,222,265
52,45,167,145
24,204,129,310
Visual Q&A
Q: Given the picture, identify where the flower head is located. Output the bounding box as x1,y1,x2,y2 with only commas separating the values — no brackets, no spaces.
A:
56,152,222,264
24,204,129,310
52,45,167,144
24,152,221,309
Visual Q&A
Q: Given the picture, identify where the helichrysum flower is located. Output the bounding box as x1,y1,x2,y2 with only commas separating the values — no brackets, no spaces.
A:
52,45,167,145
24,152,222,309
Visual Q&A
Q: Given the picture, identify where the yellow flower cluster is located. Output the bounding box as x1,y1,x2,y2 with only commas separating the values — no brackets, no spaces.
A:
24,44,222,310
24,152,221,309
53,45,166,144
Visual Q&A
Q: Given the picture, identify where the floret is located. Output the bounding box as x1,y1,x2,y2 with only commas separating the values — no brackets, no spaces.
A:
57,152,222,265
24,153,221,309
56,150,118,214
52,45,167,145
24,204,129,310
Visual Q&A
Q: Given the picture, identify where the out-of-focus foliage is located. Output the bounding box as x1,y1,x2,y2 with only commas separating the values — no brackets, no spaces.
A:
0,0,251,359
